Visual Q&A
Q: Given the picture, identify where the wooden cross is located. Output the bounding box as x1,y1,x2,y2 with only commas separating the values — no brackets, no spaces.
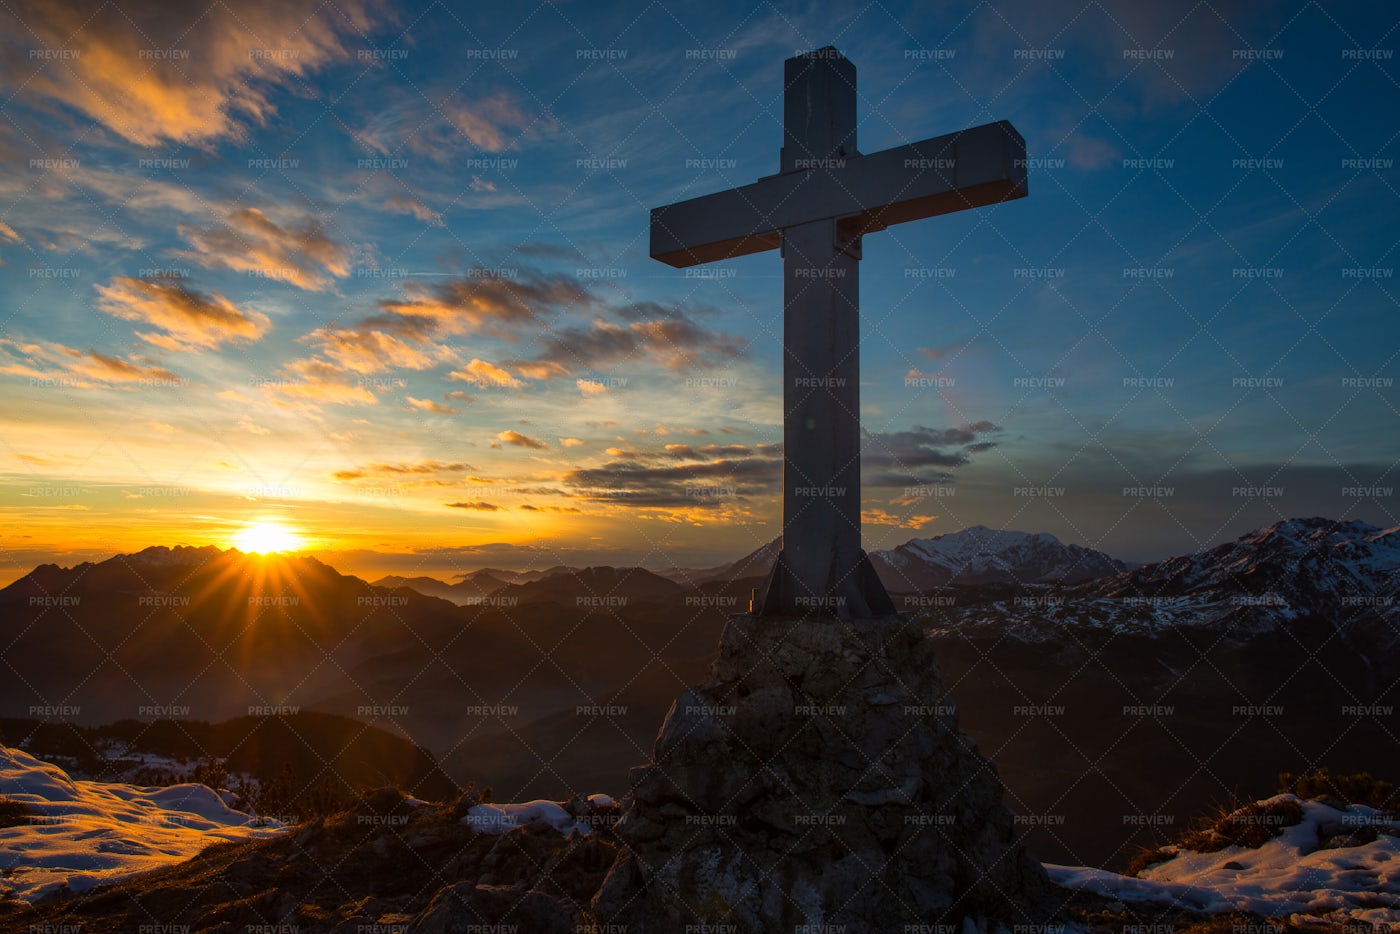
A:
650,47,1028,618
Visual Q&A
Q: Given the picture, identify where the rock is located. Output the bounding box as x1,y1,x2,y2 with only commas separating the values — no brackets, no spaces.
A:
408,882,574,934
592,613,1062,932
1319,832,1374,849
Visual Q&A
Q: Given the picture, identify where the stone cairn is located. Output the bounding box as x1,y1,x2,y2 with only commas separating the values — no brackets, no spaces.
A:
591,612,1063,932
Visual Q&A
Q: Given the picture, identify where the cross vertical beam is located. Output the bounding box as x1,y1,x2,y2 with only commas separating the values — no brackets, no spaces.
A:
763,216,894,617
761,48,893,618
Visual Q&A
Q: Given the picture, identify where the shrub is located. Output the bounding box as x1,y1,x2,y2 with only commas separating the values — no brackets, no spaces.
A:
1124,845,1175,877
248,761,357,823
1174,796,1304,853
0,796,34,829
1278,768,1398,811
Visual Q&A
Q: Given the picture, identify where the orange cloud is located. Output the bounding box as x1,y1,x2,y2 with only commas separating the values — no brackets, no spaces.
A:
333,460,474,481
446,501,502,511
861,509,938,530
443,92,551,152
0,0,379,147
406,396,456,415
272,315,463,407
577,378,609,396
95,276,270,350
272,359,377,406
302,325,456,375
495,430,547,450
512,361,570,380
378,273,592,340
178,208,350,291
450,359,523,389
0,337,180,387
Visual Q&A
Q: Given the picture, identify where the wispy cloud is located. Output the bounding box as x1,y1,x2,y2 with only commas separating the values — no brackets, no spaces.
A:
378,271,593,340
862,508,938,530
521,314,746,376
451,359,523,389
383,194,445,227
0,338,179,387
179,209,350,292
353,89,556,161
268,266,743,408
333,460,475,481
442,92,555,152
494,430,547,450
562,443,781,508
406,396,456,415
301,325,457,376
0,0,381,146
274,359,377,405
94,276,270,351
863,422,1001,487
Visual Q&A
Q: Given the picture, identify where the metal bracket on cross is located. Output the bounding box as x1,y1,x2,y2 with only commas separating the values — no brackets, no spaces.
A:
649,46,1028,619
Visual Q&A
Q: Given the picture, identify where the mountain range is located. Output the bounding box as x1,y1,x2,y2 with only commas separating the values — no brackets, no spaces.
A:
2,518,1396,867
368,525,1132,598
912,517,1400,651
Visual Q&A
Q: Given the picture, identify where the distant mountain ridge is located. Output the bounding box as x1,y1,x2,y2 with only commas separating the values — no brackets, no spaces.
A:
914,517,1400,651
871,525,1131,589
490,566,686,605
652,526,1129,590
1,545,344,603
653,538,781,585
371,570,510,604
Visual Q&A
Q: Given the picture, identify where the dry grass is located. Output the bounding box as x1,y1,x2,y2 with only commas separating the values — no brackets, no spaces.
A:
1126,795,1306,877
0,796,33,829
1174,796,1305,853
1279,768,1398,812
1125,844,1177,877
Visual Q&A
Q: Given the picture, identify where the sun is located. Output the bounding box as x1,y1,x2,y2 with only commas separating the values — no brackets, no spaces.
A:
232,520,304,554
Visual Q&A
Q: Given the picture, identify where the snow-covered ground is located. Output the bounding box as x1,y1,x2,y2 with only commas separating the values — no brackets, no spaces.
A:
462,793,615,835
1048,794,1400,925
5,742,1397,923
49,739,261,794
0,744,284,902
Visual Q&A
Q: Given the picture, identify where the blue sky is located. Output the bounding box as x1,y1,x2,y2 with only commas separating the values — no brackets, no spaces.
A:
0,0,1396,581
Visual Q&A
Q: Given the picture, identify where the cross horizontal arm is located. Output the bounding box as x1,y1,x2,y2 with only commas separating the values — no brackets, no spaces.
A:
650,120,1027,268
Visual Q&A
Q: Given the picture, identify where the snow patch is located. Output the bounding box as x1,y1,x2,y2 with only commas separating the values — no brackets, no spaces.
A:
461,799,590,835
1049,795,1400,924
0,744,284,902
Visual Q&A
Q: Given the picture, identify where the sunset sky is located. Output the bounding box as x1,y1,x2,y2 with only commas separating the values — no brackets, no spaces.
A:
1,0,1396,584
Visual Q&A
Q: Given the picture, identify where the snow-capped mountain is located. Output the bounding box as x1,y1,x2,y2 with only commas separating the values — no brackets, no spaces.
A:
1098,516,1399,602
915,518,1400,649
656,528,1128,589
870,524,1130,590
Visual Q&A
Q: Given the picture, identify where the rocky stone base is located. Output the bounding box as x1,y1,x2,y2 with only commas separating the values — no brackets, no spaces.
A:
592,613,1063,932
